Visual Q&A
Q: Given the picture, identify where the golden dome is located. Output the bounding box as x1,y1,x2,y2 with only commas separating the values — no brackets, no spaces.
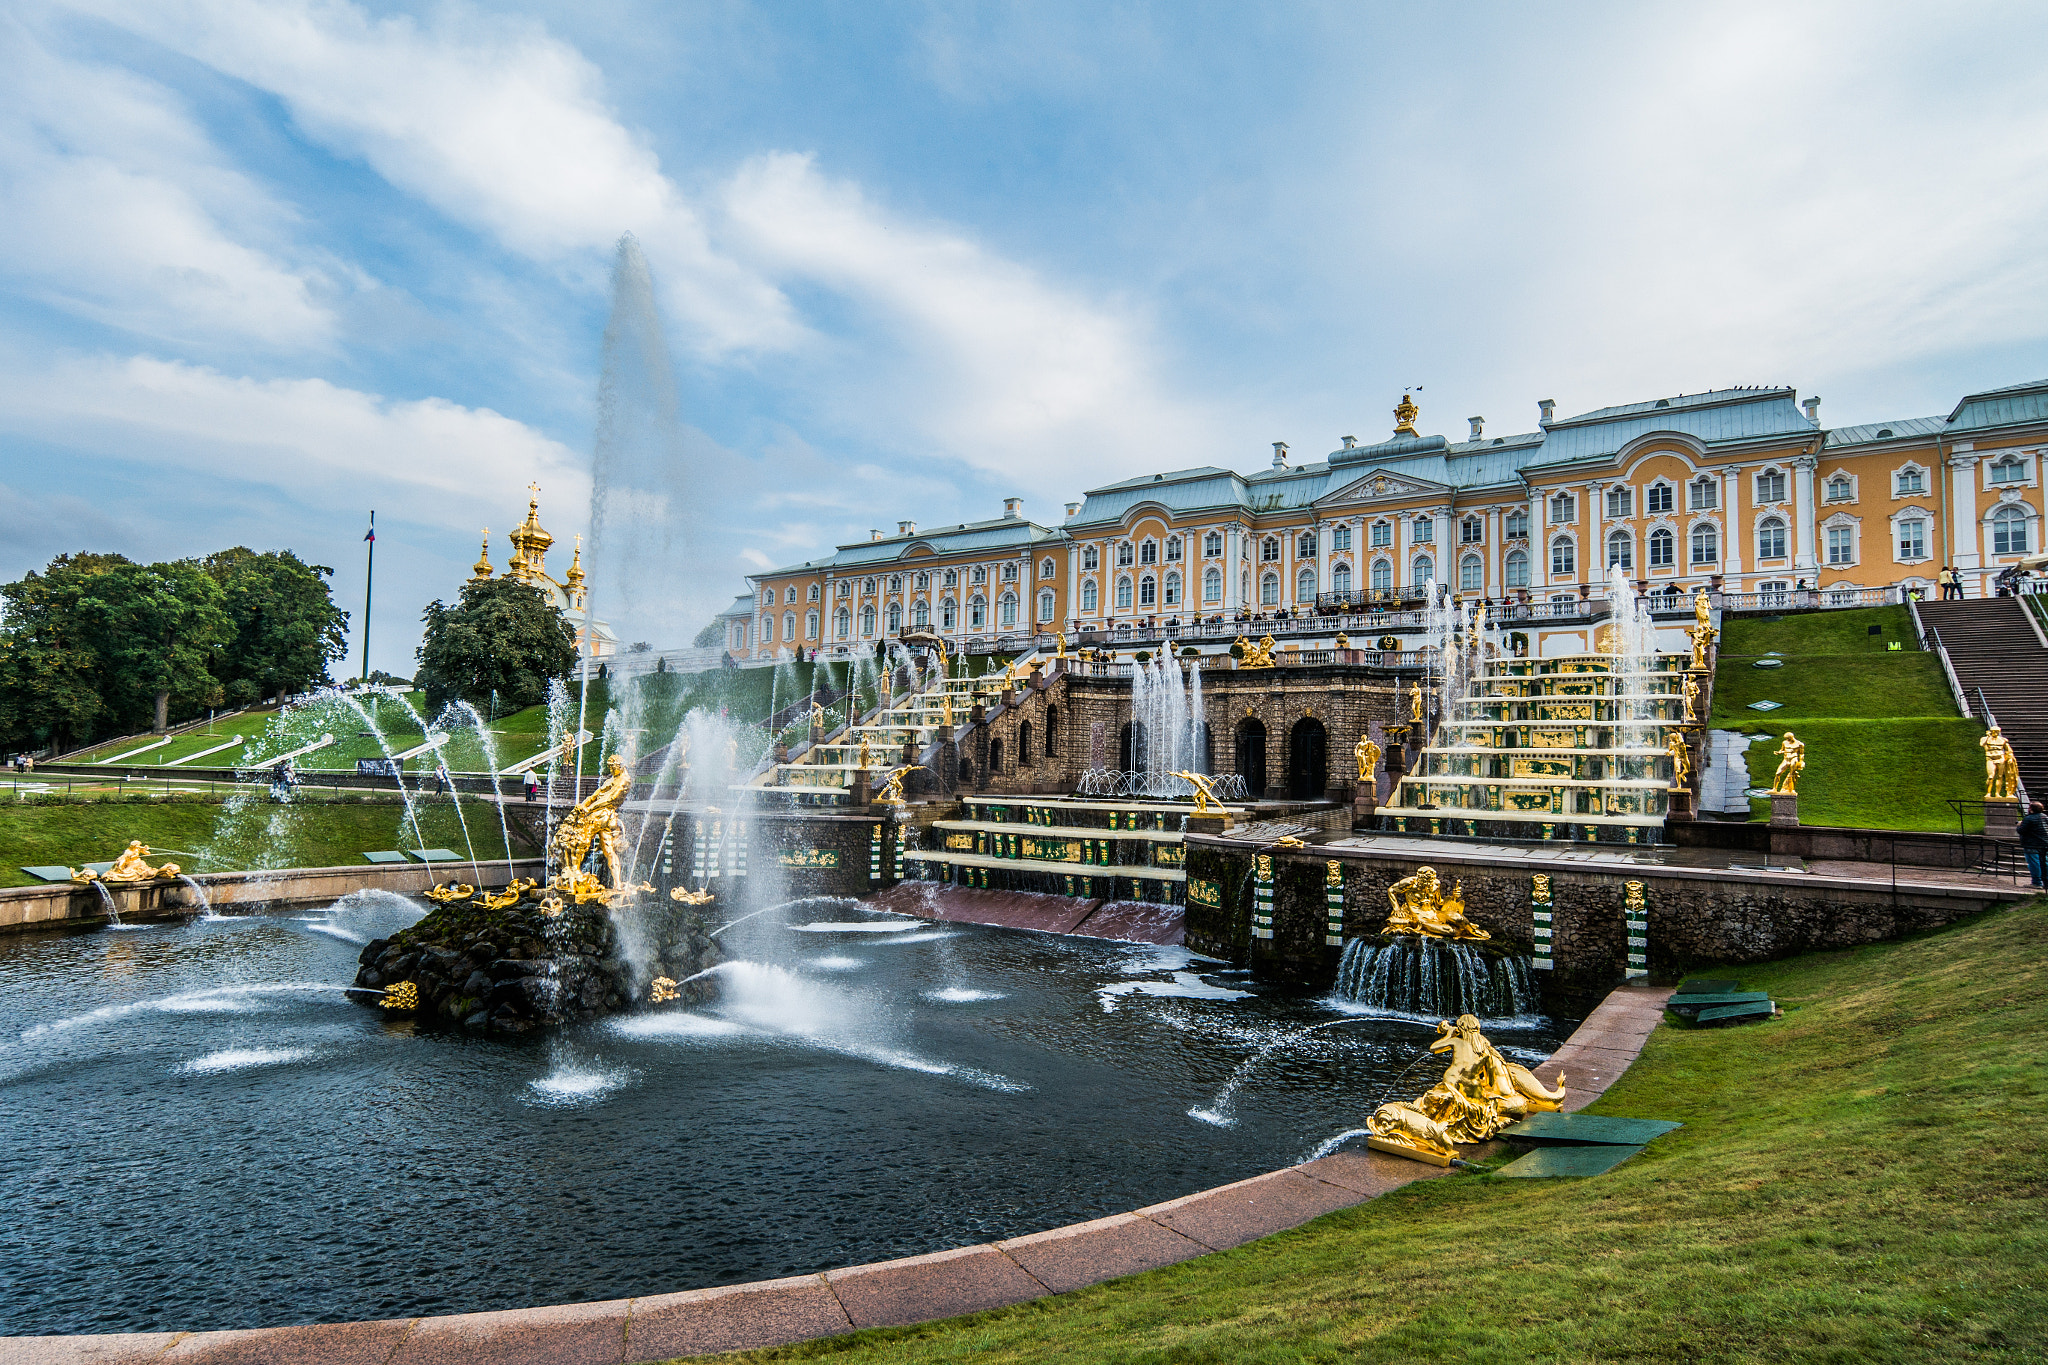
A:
470,529,494,582
508,494,554,561
564,535,585,587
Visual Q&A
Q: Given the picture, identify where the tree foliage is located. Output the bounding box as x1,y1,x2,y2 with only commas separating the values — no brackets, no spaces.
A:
202,548,350,706
414,578,576,715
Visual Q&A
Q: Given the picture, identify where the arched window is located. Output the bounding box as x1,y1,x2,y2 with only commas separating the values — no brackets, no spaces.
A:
1412,554,1434,585
1297,566,1316,599
806,610,819,637
1115,577,1134,609
1139,575,1157,607
1297,531,1317,558
1204,531,1223,557
835,607,850,638
1990,455,2027,485
1018,721,1033,764
808,583,821,601
1139,540,1158,565
1002,563,1018,582
1164,572,1181,605
1040,557,1056,579
1165,537,1182,562
1372,559,1393,592
862,577,876,595
972,566,987,585
970,596,987,628
1755,468,1787,503
837,580,851,598
911,601,928,629
1607,530,1633,569
784,611,796,640
861,605,876,636
1549,537,1574,579
1649,527,1675,568
1038,589,1055,621
1082,547,1099,570
761,615,774,642
1460,554,1482,592
763,590,774,607
1260,572,1279,605
1332,562,1352,594
1203,567,1222,601
1896,466,1926,496
1992,504,2031,554
887,603,902,632
888,574,902,593
1825,475,1852,501
943,568,958,587
1504,549,1529,588
1758,516,1787,559
1691,524,1719,564
1116,543,1134,567
784,586,796,604
999,594,1017,627
911,573,926,591
1262,537,1280,561
941,598,957,630
1081,580,1098,612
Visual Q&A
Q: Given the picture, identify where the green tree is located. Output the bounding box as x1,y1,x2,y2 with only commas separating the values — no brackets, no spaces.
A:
202,548,349,705
415,578,576,714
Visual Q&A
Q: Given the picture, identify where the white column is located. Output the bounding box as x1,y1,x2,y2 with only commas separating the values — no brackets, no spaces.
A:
1487,509,1501,594
1531,490,1549,590
1720,471,1743,579
1793,454,1818,572
1951,451,1983,584
1587,481,1605,585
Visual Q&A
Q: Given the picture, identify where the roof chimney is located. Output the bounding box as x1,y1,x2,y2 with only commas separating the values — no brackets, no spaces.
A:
1003,497,1023,519
870,529,883,541
1468,416,1485,440
1064,501,1081,520
1538,399,1556,427
1271,441,1289,468
1341,435,1357,449
897,520,916,536
1802,396,1821,425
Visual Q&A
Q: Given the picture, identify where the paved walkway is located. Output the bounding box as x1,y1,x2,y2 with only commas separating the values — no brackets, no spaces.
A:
0,988,1675,1365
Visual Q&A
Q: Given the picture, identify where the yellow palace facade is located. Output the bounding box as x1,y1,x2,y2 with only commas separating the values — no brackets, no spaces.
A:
721,377,2044,660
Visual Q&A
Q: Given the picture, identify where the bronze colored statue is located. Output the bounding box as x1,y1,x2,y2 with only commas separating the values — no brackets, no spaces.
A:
876,764,923,806
1771,732,1805,795
1354,734,1381,783
1982,726,2020,800
89,841,179,883
1383,867,1490,941
1367,1014,1567,1162
549,753,633,901
1667,730,1693,787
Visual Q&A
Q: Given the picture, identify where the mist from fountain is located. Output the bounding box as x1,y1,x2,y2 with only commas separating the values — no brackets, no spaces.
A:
1330,936,1540,1019
439,699,517,884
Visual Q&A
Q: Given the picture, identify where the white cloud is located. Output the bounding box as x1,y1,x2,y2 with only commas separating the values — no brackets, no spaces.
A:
0,353,588,534
0,20,332,347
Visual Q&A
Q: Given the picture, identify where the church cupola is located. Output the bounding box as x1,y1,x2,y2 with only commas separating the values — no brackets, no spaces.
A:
470,529,495,582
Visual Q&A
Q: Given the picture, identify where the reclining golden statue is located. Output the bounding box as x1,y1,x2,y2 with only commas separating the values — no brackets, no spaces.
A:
1382,866,1489,940
73,841,180,884
1367,1014,1567,1163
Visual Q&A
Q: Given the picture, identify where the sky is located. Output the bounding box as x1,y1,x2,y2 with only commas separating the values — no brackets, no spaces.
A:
2,0,2046,674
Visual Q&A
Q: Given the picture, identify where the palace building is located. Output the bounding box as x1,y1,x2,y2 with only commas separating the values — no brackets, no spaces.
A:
719,377,2045,660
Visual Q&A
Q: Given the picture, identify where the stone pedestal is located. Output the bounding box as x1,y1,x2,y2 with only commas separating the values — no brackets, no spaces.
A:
1983,799,2021,839
773,740,789,766
810,722,825,747
849,770,872,807
1352,783,1380,830
1187,815,1230,836
1667,787,1694,821
1769,791,1799,828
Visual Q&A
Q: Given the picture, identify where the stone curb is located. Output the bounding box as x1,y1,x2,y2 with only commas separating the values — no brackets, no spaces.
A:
0,986,1672,1364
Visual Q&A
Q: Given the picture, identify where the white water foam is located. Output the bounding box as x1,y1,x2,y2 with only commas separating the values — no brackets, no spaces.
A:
23,983,351,1041
606,1012,750,1040
924,987,1006,1003
808,956,865,971
526,1057,638,1106
788,921,919,933
1096,972,1253,1014
305,889,426,945
1305,1127,1373,1160
875,930,959,945
179,1047,315,1075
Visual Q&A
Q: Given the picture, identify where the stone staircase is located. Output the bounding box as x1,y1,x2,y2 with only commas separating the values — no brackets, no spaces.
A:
1917,598,2048,803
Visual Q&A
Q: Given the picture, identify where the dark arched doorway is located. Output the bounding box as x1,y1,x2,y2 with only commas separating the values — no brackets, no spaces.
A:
1044,705,1060,757
1235,717,1266,796
1120,721,1150,771
989,738,1004,777
1287,717,1327,799
1017,721,1033,765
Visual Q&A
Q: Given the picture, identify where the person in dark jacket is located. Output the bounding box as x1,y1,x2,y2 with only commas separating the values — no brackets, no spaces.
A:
2020,801,2048,889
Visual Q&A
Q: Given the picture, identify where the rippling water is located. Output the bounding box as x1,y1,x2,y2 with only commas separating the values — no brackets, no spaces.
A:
0,893,1572,1335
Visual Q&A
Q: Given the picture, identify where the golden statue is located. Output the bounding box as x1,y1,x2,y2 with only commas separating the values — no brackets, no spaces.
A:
1410,679,1425,723
423,882,474,903
649,977,680,1004
941,693,954,727
1981,726,2020,800
1693,587,1712,632
1273,835,1309,849
549,753,633,902
670,886,714,906
381,981,419,1012
1667,730,1693,787
1383,867,1490,940
811,702,825,730
1055,631,1067,659
1176,771,1223,816
479,886,523,911
89,841,179,883
1367,1015,1566,1162
1681,673,1700,724
877,764,924,806
1770,732,1805,795
856,734,873,771
1235,635,1277,668
1354,734,1381,783
934,640,949,677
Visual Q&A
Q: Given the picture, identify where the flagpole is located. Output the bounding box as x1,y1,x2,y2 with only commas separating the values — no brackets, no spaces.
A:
360,511,375,684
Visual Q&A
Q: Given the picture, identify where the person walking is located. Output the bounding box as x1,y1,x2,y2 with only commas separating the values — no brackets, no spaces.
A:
2021,801,2048,890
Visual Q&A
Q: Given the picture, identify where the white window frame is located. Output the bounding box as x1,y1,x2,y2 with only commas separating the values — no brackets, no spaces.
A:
1645,481,1674,515
1203,567,1222,601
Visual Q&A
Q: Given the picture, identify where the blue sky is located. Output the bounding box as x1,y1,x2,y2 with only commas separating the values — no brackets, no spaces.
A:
3,0,2046,673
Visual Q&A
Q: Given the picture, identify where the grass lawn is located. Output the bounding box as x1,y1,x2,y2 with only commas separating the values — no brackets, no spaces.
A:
1718,604,1918,657
698,894,2048,1364
0,794,533,886
1734,718,1990,832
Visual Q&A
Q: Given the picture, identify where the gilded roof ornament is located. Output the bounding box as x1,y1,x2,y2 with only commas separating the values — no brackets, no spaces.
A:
471,529,494,582
1393,391,1420,437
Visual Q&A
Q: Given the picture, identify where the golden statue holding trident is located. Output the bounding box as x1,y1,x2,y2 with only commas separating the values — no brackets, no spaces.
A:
549,753,634,902
1981,725,2020,800
1771,732,1806,795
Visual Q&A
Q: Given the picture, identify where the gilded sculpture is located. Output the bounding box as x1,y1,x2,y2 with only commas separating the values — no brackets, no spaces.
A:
876,765,923,807
1981,725,2020,801
1235,634,1278,669
1354,734,1381,783
857,734,873,772
941,693,954,727
1410,680,1425,723
1055,631,1067,659
1770,731,1805,795
1667,730,1693,788
649,977,680,1003
811,702,825,731
548,753,634,902
1366,1014,1568,1163
1175,771,1224,817
1681,673,1700,724
76,841,180,884
1383,866,1490,940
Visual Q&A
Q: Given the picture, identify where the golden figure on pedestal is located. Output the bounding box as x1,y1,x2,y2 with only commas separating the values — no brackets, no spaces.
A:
549,753,633,903
1410,680,1425,723
856,735,873,772
1382,867,1490,940
1667,731,1693,788
1366,1014,1568,1163
1354,734,1381,783
1175,771,1223,817
941,693,954,727
1235,635,1278,668
1681,673,1700,724
1055,631,1067,659
876,765,923,807
1771,732,1805,795
1981,726,2020,800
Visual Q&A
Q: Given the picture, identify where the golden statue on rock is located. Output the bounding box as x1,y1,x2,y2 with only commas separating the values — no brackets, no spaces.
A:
1354,734,1381,783
76,841,180,884
1981,726,2019,800
1367,1014,1568,1163
1383,867,1489,940
549,753,633,903
1235,634,1278,668
1770,732,1805,795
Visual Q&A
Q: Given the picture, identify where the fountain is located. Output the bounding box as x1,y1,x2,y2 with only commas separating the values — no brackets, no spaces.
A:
1329,864,1542,1018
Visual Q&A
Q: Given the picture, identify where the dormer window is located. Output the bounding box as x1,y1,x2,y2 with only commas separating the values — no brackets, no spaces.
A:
1896,466,1926,496
1990,454,2027,485
1755,468,1787,503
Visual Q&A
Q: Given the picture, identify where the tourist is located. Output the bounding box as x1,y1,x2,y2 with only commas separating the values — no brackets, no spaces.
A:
2021,801,2048,889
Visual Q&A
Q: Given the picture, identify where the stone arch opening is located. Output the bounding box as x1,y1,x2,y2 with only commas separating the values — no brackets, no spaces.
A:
1288,717,1328,799
1235,717,1267,795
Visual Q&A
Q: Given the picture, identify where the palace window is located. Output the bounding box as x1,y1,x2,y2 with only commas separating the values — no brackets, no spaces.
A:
1038,590,1055,622
1260,572,1279,605
762,590,773,607
1139,575,1157,607
1164,572,1181,605
910,574,925,592
1204,531,1223,557
1550,536,1575,578
1756,469,1787,504
970,596,987,628
1461,516,1484,544
1297,532,1317,558
1827,525,1854,565
1139,540,1158,565
972,566,987,585
999,594,1017,628
910,602,927,629
1690,524,1719,564
1605,487,1631,520
889,575,902,593
784,586,796,604
1332,562,1352,594
836,580,850,598
1412,553,1434,585
861,605,876,636
1116,543,1134,567
1758,516,1787,560
1503,549,1530,588
1203,567,1222,601
1413,516,1434,543
1825,475,1853,502
809,583,821,600
1116,577,1133,609
1503,509,1529,539
1607,529,1633,570
1002,563,1017,582
1167,537,1183,562
762,616,774,642
1332,525,1353,550
806,610,819,637
943,569,958,587
1990,454,2027,485
835,607,850,638
1897,518,1925,560
862,577,876,595
1082,547,1099,571
1261,536,1280,561
1371,520,1393,547
1372,559,1394,592
942,598,958,629
1646,482,1674,514
1992,504,2030,554
1460,554,1482,592
1690,477,1719,511
887,603,902,632
1549,493,1576,524
1297,566,1316,599
1040,557,1056,579
1896,466,1926,496
783,611,795,640
1649,527,1675,568
1081,581,1098,612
